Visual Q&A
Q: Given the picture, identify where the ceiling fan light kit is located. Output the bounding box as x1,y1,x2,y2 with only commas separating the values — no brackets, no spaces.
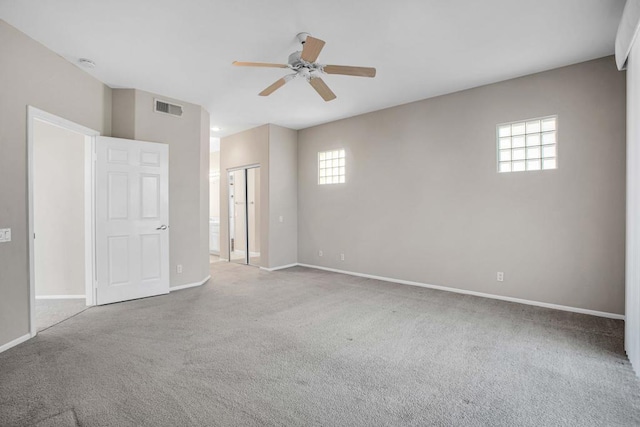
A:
233,33,376,102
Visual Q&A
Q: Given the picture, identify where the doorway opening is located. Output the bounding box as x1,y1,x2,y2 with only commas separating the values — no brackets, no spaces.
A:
209,138,221,263
27,107,99,335
228,166,261,266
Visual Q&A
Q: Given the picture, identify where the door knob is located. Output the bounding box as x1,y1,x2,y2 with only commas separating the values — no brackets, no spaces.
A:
156,225,168,230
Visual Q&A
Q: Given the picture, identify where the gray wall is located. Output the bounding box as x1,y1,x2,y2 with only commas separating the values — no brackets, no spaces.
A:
210,151,221,219
220,125,270,266
111,89,135,140
269,125,298,268
33,120,86,296
0,20,210,351
298,56,626,315
0,20,111,346
199,107,211,276
111,88,210,287
219,124,299,269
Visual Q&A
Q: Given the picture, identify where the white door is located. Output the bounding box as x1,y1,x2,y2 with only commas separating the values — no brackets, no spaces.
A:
95,136,169,305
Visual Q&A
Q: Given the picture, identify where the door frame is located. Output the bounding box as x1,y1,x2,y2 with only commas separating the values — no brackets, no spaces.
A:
27,106,100,337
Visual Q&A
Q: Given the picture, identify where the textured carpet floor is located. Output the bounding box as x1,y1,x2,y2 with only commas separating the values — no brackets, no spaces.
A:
1,263,639,426
35,299,88,332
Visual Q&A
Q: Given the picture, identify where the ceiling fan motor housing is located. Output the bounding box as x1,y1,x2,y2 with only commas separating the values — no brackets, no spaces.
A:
288,51,323,76
288,51,303,68
296,32,310,45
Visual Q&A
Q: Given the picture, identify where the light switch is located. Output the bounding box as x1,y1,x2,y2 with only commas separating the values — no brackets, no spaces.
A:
279,216,284,223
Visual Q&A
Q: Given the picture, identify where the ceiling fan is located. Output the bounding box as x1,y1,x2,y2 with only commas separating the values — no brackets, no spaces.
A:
233,33,376,102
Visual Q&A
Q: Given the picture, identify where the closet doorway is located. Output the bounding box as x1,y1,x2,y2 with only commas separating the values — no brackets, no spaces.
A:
228,166,260,266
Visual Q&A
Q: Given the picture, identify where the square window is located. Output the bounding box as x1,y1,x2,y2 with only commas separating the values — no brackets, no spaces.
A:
512,122,526,135
512,136,525,148
542,145,556,158
527,159,541,170
498,125,511,138
512,148,526,161
318,149,346,185
542,132,556,145
497,115,557,173
541,117,556,132
499,162,512,173
527,146,541,159
543,158,557,169
526,134,540,146
526,120,541,134
513,161,526,172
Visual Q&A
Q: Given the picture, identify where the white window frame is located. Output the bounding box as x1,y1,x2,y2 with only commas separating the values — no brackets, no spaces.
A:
318,149,346,185
496,115,558,173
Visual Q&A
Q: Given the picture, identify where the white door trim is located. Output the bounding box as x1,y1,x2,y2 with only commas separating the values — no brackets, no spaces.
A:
227,163,260,173
27,106,100,337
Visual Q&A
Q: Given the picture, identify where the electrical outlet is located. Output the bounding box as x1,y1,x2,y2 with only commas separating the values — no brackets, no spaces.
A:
0,228,10,243
340,253,345,261
497,272,504,282
177,264,183,274
318,250,323,257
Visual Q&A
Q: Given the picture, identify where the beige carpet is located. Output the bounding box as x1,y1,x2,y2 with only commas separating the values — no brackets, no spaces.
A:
35,298,88,332
1,262,639,426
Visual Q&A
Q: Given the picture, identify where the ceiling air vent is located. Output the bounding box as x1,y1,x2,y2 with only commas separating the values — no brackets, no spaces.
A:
154,99,183,117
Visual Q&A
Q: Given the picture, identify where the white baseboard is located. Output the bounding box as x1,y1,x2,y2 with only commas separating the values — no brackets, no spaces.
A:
261,263,298,272
219,258,229,262
170,275,211,292
35,295,85,300
0,333,32,354
296,263,625,320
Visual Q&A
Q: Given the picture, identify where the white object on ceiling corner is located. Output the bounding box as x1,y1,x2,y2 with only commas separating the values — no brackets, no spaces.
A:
210,137,220,152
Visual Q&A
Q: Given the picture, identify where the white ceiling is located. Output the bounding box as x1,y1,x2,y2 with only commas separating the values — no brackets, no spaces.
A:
0,0,625,136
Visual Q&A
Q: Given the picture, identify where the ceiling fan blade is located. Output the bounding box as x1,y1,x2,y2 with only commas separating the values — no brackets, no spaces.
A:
259,78,287,96
323,65,376,78
259,75,295,96
309,77,336,102
233,61,288,68
301,36,326,63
